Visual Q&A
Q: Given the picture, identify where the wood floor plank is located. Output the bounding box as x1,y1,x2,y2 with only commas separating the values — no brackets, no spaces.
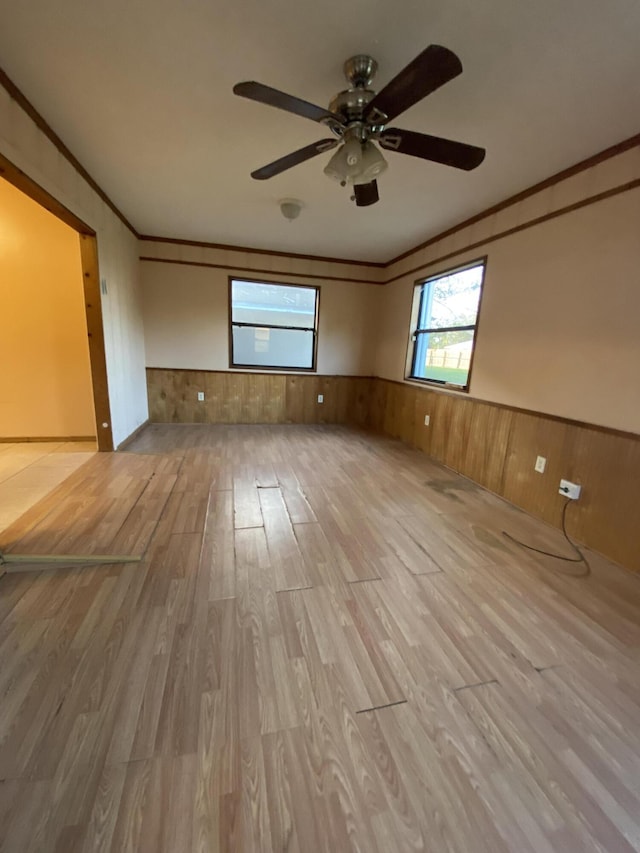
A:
233,470,263,530
456,681,639,852
201,488,236,601
274,463,317,525
259,487,311,592
108,758,154,853
1,423,639,852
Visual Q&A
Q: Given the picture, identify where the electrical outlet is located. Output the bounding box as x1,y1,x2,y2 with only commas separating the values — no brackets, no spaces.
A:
317,394,323,403
197,392,205,402
559,479,581,500
424,415,430,426
534,455,546,473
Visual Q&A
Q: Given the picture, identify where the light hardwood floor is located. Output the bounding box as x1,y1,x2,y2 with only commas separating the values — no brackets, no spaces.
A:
0,442,97,534
0,424,638,852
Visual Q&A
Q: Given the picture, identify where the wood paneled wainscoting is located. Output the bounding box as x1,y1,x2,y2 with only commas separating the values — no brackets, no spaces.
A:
370,379,640,573
146,368,373,427
145,369,639,571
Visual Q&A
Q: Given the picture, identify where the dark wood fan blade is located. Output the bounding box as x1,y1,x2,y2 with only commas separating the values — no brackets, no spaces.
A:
364,45,462,124
250,139,338,180
379,127,485,170
354,181,379,206
234,81,343,127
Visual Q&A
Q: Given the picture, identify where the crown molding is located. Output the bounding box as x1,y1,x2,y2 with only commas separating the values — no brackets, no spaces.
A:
3,64,638,271
0,66,138,237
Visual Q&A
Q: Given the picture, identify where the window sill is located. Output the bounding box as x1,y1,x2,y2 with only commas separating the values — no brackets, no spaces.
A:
404,376,470,393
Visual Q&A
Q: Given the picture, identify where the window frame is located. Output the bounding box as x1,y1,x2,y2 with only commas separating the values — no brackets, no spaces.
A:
405,256,487,392
228,276,320,372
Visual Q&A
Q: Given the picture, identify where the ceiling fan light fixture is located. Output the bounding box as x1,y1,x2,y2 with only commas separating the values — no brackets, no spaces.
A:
354,141,388,184
323,136,363,184
324,137,387,186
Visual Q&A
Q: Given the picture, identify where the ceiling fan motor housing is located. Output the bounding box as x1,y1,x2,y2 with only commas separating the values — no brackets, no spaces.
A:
343,55,378,88
328,88,375,129
327,55,382,134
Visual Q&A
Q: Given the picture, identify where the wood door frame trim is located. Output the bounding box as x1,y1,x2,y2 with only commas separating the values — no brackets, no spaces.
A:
1,152,114,451
79,234,114,451
0,152,94,234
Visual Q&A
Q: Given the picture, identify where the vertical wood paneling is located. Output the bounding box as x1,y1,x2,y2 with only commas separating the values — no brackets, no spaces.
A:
350,377,375,428
203,371,225,422
502,412,572,522
412,387,436,456
581,432,640,569
443,396,473,472
372,379,639,573
147,369,366,428
464,402,513,494
429,392,455,465
283,376,306,423
367,378,388,434
145,370,639,571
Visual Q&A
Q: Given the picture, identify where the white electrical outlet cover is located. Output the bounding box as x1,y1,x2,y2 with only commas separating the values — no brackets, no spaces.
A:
535,455,546,473
559,479,582,500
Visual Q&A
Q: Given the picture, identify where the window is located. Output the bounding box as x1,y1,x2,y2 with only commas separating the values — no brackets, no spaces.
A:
229,278,319,370
407,258,486,390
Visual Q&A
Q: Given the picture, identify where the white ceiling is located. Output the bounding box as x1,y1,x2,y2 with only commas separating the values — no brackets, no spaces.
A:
1,0,639,262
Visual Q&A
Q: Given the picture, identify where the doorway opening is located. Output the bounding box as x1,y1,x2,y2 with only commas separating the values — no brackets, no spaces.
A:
0,152,113,451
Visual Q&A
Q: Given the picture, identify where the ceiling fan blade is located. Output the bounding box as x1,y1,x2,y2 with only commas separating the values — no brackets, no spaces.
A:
379,127,485,170
234,81,343,127
354,181,379,207
250,139,338,180
364,45,462,124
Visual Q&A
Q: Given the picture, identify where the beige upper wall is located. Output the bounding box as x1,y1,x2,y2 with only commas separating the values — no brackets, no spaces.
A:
472,190,639,431
0,85,148,447
375,145,640,435
141,144,640,434
0,178,96,437
140,248,380,376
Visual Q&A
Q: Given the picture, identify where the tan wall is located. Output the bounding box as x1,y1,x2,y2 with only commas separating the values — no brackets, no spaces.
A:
0,178,96,438
377,145,640,436
140,243,381,376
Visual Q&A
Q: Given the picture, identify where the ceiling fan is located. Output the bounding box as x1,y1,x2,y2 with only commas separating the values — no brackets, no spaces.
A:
233,45,485,207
